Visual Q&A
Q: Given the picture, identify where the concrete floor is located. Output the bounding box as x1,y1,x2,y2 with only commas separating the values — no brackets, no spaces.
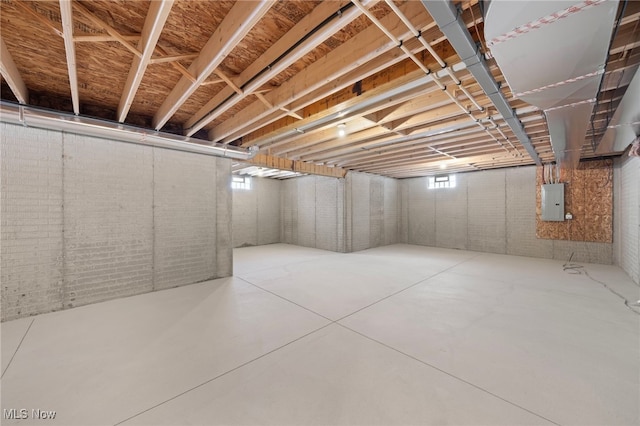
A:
1,243,638,425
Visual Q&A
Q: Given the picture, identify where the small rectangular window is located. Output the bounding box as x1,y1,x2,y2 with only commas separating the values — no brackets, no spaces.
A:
231,175,251,190
428,174,456,189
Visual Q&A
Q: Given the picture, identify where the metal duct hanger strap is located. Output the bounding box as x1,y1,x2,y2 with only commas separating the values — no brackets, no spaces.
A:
0,101,258,160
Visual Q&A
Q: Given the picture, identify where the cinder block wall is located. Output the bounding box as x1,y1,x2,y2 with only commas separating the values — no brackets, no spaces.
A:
232,177,280,248
276,171,398,252
280,175,346,252
400,166,614,264
1,123,233,321
614,156,640,285
345,172,399,252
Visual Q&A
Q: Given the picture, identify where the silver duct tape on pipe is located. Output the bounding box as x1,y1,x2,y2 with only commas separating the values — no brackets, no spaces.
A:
0,101,259,160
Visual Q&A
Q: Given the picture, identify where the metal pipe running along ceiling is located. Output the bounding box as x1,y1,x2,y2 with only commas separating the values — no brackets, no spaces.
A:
420,0,542,165
0,101,259,160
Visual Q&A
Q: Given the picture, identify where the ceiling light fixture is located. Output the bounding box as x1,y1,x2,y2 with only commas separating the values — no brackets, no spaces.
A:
337,123,346,137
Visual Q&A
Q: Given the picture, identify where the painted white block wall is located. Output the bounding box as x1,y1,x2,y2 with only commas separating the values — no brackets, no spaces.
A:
153,149,220,290
232,176,280,248
63,133,154,306
280,175,345,252
345,172,399,252
1,124,64,319
1,123,234,321
614,156,640,285
400,166,613,264
276,171,398,252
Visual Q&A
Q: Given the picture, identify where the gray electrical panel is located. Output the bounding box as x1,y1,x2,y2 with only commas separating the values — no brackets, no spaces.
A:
541,184,564,221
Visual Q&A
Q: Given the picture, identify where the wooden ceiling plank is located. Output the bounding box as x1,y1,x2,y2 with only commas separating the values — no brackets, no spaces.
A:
341,136,511,167
247,154,346,179
210,1,431,143
255,92,273,108
215,69,243,95
0,37,29,104
276,118,385,157
152,0,273,130
264,80,484,162
273,85,463,156
287,102,487,162
149,53,198,65
226,7,481,146
13,1,63,38
224,39,431,145
323,125,495,164
183,0,370,136
73,1,142,58
154,45,196,82
74,34,141,42
59,0,79,114
117,0,174,122
244,66,442,150
254,93,302,121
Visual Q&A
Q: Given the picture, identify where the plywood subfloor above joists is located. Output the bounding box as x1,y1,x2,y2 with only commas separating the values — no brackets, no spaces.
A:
0,0,637,178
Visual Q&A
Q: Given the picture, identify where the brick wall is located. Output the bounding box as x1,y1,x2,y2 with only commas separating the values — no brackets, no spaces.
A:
1,123,233,321
400,166,613,264
63,134,153,307
1,124,64,319
153,149,221,290
614,156,640,284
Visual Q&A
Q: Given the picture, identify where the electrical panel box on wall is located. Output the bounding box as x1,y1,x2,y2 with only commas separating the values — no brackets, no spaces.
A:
541,184,564,221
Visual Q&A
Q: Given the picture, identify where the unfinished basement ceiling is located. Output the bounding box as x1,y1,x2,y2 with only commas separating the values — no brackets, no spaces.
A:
1,0,638,178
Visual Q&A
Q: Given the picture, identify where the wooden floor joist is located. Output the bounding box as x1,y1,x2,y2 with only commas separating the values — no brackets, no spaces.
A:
247,154,347,179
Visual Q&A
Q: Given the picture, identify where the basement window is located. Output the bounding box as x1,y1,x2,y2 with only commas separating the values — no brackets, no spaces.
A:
231,175,251,190
428,174,456,189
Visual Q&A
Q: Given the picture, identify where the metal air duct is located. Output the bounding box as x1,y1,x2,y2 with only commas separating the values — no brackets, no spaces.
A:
484,0,619,168
0,101,258,160
420,0,542,165
595,66,640,154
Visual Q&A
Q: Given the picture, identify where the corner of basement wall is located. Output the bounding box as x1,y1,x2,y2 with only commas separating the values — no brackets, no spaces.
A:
1,122,234,322
232,176,281,248
399,165,615,265
344,171,400,252
613,155,640,285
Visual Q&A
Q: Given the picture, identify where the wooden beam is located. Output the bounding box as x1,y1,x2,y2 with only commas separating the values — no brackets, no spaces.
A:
244,68,438,149
215,69,242,95
152,0,273,130
273,117,381,156
183,0,367,136
117,0,174,122
59,0,79,114
73,1,141,58
0,37,28,104
154,45,195,82
247,154,347,179
272,85,469,158
149,53,198,65
254,93,303,121
209,1,432,143
214,6,480,145
73,34,141,42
